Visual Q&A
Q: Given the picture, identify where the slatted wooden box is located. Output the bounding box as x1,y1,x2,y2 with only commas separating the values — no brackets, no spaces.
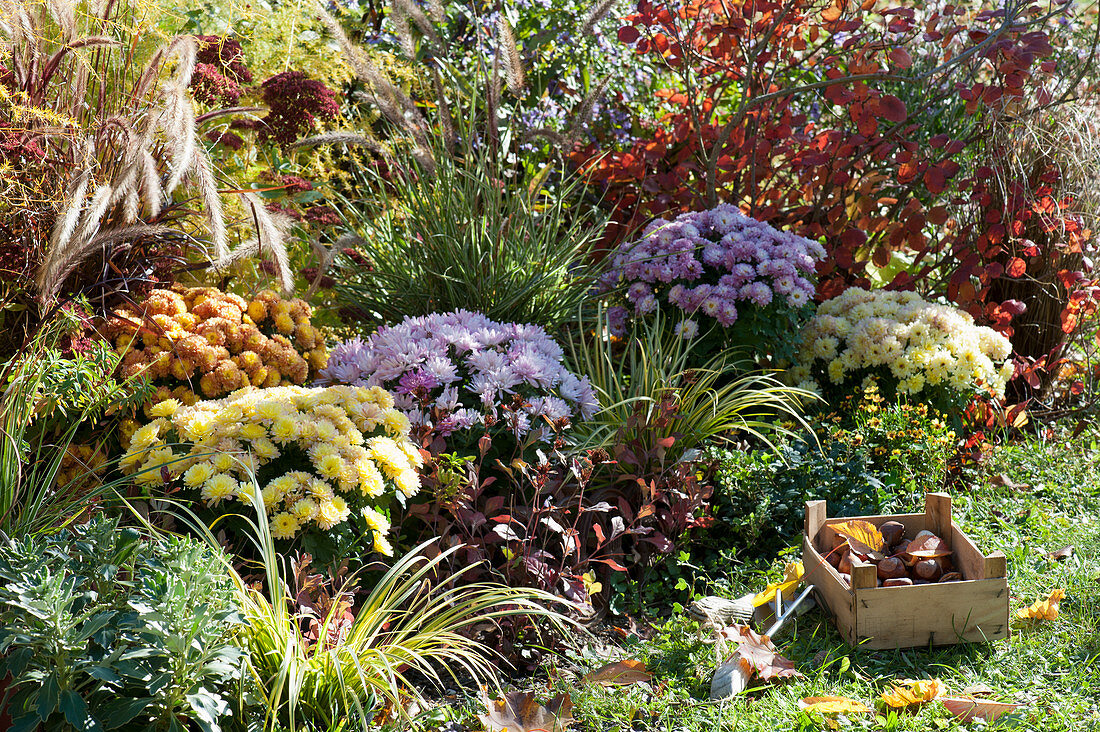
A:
803,492,1009,649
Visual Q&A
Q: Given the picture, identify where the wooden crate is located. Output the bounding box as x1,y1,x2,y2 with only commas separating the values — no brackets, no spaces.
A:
803,492,1009,649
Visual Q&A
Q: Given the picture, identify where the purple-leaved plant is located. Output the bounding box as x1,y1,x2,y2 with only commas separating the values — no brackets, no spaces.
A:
319,311,597,445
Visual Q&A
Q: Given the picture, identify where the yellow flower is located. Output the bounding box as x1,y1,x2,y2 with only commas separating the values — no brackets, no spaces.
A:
357,460,386,497
251,437,280,461
360,505,391,534
308,479,335,503
201,474,238,505
147,399,181,418
315,499,348,530
395,469,420,497
255,399,287,422
130,420,166,450
270,512,300,540
313,419,338,443
271,416,298,443
212,452,236,473
182,461,216,488
182,412,216,441
289,498,319,522
382,409,411,436
316,453,344,480
372,532,394,556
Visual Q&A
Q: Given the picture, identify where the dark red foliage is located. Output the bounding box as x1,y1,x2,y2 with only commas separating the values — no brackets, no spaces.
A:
279,174,314,194
592,395,714,568
573,0,1093,397
257,71,339,146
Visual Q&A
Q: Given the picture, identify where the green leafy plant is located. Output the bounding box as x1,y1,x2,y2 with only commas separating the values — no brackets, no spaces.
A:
569,306,815,458
229,494,574,730
0,517,244,731
332,121,609,330
705,441,885,564
0,320,149,539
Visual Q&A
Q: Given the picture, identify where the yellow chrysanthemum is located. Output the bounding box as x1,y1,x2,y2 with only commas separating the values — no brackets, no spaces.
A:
289,498,319,522
182,461,217,488
360,505,390,534
315,499,348,530
251,437,280,461
201,474,238,505
316,453,344,480
147,399,182,418
357,460,386,497
372,532,394,556
395,470,420,497
130,420,166,450
271,416,298,443
270,512,300,540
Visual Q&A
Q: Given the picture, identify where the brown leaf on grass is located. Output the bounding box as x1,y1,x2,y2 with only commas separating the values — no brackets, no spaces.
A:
716,625,804,681
905,531,951,560
831,520,885,554
880,679,944,708
941,696,1020,722
798,696,872,714
1046,545,1074,562
1015,588,1066,621
479,688,573,732
582,659,652,686
990,473,1030,491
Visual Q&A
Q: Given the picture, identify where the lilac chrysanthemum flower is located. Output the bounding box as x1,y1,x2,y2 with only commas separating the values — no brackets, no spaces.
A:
319,311,596,442
601,205,824,332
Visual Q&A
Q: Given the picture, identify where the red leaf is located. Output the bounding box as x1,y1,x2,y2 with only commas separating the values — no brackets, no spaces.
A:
1006,257,1027,277
617,25,640,44
878,94,907,122
888,47,912,69
595,558,629,572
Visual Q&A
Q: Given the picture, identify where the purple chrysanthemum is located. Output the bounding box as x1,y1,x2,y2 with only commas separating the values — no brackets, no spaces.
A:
318,310,597,442
602,204,824,336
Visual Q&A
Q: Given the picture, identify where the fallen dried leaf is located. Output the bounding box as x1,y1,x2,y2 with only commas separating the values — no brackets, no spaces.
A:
1046,545,1074,562
479,688,573,732
752,560,805,606
798,696,872,714
1016,588,1066,621
831,520,885,554
880,678,945,708
582,659,652,687
716,625,804,681
941,696,1020,722
905,531,951,559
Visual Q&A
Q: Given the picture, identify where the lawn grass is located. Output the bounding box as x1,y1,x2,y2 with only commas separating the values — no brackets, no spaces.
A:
407,427,1100,731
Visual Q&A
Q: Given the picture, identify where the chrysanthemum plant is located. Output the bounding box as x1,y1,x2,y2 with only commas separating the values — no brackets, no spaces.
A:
320,310,598,461
601,204,825,366
793,288,1015,416
107,287,327,418
121,384,422,565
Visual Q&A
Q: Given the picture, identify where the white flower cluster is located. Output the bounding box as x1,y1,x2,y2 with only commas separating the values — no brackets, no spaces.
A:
791,289,1014,399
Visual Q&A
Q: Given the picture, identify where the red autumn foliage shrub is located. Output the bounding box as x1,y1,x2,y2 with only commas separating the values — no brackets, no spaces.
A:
574,0,1098,399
